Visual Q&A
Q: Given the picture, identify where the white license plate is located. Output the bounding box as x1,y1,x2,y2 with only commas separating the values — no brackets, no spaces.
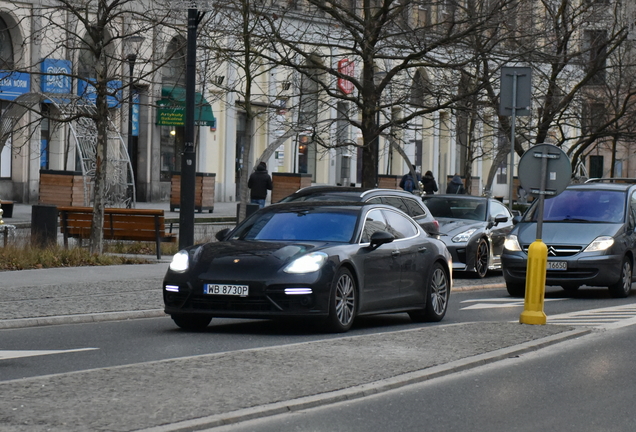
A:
547,261,567,271
204,284,249,296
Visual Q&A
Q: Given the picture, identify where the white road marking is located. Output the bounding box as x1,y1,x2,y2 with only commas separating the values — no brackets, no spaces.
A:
460,298,565,310
0,348,97,361
548,304,636,329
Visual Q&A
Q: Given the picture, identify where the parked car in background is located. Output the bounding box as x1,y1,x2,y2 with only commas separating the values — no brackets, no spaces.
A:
502,179,636,298
163,202,452,333
279,186,440,236
421,195,515,278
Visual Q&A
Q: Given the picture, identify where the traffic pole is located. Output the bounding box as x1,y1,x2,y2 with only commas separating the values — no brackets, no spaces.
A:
520,239,547,325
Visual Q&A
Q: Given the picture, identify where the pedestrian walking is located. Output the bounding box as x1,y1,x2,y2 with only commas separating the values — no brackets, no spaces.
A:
421,170,438,195
446,174,466,194
399,165,421,193
248,161,273,208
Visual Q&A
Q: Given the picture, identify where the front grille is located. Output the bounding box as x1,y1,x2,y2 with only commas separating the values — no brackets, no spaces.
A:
522,244,582,257
506,268,598,279
165,290,315,313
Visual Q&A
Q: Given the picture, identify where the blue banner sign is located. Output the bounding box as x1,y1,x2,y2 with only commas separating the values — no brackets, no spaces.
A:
41,59,72,94
132,91,140,137
78,79,123,108
0,70,31,101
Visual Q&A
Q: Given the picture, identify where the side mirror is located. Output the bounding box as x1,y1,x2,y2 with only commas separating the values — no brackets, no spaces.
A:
512,215,522,225
369,231,395,248
215,228,231,242
494,214,509,225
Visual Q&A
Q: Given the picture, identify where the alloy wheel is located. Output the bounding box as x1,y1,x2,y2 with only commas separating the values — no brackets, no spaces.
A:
335,272,355,326
430,267,449,316
475,240,489,278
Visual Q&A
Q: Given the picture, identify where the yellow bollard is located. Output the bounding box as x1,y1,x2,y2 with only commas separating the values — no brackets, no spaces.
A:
520,239,547,325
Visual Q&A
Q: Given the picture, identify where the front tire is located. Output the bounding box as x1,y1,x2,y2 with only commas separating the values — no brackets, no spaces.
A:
171,314,212,331
474,239,489,279
506,281,525,297
608,257,632,298
325,268,357,333
409,262,450,322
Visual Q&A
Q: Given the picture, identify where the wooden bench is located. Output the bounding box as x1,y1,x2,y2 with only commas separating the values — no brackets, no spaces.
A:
57,206,176,259
0,200,14,218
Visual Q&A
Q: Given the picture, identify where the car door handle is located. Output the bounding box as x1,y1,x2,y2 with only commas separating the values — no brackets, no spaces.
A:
391,251,401,257
418,247,427,253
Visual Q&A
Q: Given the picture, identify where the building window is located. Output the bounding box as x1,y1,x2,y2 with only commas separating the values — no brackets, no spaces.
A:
589,155,604,178
583,30,607,85
160,37,187,182
581,101,605,134
496,162,507,184
0,16,14,69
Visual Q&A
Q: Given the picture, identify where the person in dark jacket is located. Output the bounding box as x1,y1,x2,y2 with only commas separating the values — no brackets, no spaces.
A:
421,171,438,195
248,162,273,208
399,165,421,193
446,174,465,194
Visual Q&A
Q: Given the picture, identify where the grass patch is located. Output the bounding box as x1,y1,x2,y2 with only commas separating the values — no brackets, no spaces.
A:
0,243,151,271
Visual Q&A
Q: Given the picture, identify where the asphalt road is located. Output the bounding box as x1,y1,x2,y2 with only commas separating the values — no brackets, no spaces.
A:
3,277,636,382
209,324,636,432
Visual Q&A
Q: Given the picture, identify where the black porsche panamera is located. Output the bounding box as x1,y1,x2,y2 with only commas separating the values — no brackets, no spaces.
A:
163,202,452,333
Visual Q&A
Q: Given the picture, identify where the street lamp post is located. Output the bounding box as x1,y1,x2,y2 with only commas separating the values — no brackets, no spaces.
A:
124,35,144,207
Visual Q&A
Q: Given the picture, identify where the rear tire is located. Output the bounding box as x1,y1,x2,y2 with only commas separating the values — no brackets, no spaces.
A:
409,262,450,322
325,268,357,333
608,257,632,298
171,314,212,331
506,281,525,298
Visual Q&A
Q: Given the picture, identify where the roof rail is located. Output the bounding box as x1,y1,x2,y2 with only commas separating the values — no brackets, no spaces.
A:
584,178,636,184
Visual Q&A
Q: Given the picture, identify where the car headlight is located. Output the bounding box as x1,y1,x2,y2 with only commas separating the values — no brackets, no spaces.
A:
504,234,522,252
169,250,190,272
284,252,328,274
583,236,614,252
452,228,476,243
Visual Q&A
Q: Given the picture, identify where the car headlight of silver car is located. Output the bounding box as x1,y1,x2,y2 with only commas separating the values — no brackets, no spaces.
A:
504,234,522,252
284,252,328,274
583,236,614,252
169,250,190,272
452,228,476,243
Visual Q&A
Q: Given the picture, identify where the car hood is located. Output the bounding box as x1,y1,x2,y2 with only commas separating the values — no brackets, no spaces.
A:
514,222,622,246
188,240,331,278
436,218,485,237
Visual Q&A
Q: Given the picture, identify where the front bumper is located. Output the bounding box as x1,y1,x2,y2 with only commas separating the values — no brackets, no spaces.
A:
501,252,624,287
163,272,333,319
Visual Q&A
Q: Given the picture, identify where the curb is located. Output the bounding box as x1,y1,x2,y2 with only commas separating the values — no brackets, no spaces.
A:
452,282,505,292
137,327,591,432
0,309,166,329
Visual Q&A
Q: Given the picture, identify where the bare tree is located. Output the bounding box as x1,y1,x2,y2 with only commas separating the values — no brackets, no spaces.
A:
16,0,178,253
254,0,511,188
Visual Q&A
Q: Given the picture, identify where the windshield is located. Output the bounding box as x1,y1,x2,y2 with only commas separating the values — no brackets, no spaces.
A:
230,209,358,242
423,197,488,221
523,189,625,223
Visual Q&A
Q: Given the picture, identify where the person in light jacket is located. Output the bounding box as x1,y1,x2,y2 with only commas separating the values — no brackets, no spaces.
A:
248,162,273,208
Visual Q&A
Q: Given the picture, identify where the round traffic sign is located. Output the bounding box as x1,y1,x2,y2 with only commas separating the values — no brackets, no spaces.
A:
518,144,571,198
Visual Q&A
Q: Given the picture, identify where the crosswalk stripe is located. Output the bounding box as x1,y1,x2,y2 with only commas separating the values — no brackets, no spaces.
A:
548,304,636,329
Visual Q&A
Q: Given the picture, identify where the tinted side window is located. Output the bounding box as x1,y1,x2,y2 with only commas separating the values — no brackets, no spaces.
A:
361,209,388,243
380,196,409,214
382,210,418,239
630,191,636,227
367,197,382,205
402,198,426,217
